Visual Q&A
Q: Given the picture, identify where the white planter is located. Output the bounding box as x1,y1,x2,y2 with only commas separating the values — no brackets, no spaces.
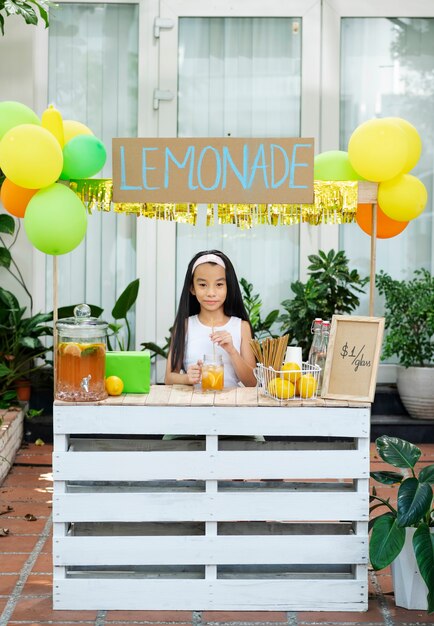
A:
397,366,434,420
391,528,429,610
0,408,24,486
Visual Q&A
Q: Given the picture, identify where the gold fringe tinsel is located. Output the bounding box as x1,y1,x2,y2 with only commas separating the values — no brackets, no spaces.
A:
69,179,358,228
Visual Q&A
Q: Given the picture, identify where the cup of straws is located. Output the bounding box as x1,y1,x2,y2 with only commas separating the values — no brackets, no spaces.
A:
250,335,289,371
251,335,294,400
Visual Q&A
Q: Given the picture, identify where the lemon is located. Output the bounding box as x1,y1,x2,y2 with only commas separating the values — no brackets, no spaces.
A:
61,343,81,357
211,371,223,389
281,362,301,383
296,374,317,398
105,375,124,396
267,377,295,400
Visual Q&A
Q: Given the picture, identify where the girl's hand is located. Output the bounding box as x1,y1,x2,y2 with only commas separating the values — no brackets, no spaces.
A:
187,360,202,385
210,330,236,355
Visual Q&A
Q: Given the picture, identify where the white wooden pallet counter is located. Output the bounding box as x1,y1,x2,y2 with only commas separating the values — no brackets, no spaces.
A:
53,385,370,612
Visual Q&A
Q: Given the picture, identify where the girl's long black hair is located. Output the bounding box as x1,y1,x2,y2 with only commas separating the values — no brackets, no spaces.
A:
170,249,253,372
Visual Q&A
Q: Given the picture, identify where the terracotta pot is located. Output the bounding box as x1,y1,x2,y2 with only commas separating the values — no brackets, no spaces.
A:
15,380,31,402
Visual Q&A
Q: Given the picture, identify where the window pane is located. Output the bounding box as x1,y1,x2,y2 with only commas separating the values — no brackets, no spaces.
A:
340,17,434,313
176,17,302,317
47,3,138,338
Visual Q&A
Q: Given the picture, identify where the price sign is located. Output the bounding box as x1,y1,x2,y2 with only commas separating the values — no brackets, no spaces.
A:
321,315,385,402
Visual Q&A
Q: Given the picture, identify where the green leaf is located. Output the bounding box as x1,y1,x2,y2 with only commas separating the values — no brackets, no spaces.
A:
397,477,433,527
0,286,20,313
369,513,405,570
0,363,11,378
5,0,38,25
80,346,98,357
370,471,404,485
376,435,421,469
19,336,43,350
3,0,19,15
0,214,15,235
2,390,17,402
263,309,279,327
108,322,123,333
0,247,12,269
141,341,168,360
0,389,17,408
55,304,104,320
413,524,434,614
420,464,434,485
32,0,49,27
23,311,52,328
112,278,139,320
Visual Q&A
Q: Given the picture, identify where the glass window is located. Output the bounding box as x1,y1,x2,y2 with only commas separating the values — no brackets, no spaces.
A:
340,17,434,315
46,2,139,335
176,17,302,316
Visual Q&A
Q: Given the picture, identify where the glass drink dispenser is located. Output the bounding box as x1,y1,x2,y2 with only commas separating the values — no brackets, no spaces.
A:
56,304,108,402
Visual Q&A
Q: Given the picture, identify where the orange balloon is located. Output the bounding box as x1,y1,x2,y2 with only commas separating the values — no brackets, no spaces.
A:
0,178,39,218
356,203,408,239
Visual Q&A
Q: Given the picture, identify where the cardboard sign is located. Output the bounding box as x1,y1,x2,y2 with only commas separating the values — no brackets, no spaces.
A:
112,137,314,204
321,315,385,402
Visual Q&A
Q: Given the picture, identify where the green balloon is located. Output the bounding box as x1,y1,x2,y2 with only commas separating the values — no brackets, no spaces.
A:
0,101,41,141
314,150,364,181
24,184,88,256
60,134,107,179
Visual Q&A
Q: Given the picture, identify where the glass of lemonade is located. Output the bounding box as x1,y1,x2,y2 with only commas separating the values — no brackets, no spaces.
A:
56,304,108,402
201,354,224,392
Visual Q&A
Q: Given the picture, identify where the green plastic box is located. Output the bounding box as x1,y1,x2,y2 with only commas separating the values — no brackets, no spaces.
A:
105,350,150,394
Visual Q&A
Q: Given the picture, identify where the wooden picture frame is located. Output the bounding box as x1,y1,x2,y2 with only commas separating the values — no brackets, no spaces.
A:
321,315,385,402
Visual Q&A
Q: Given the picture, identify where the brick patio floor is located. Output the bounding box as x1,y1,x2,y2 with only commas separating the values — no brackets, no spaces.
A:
0,442,433,626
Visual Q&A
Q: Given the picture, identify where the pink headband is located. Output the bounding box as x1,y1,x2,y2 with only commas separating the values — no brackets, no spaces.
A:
192,254,226,273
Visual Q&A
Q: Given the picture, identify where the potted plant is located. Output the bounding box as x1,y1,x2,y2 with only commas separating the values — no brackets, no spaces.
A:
0,286,52,408
279,249,368,359
370,435,434,612
376,269,434,419
240,278,280,339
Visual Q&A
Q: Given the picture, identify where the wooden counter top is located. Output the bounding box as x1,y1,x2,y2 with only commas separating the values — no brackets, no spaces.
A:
54,384,370,408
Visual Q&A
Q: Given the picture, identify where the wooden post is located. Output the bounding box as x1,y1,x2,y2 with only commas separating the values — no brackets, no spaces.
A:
358,182,379,318
369,203,377,316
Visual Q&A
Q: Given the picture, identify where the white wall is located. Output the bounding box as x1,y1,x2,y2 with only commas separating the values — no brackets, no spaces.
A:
0,17,40,311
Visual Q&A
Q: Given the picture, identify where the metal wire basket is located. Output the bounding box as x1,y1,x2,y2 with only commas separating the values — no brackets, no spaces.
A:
254,362,321,402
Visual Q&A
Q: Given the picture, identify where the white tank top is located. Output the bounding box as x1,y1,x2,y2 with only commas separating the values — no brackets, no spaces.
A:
184,315,242,388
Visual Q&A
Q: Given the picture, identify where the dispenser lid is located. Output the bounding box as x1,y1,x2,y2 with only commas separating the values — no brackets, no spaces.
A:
56,304,108,334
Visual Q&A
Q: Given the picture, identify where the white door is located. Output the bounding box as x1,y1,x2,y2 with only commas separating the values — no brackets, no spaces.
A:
141,0,322,380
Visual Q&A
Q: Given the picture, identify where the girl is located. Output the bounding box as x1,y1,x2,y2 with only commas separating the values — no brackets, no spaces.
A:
165,250,257,388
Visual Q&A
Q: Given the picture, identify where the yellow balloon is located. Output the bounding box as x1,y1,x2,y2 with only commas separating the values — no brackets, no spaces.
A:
348,118,408,182
385,117,422,173
378,174,427,221
42,104,65,148
0,124,63,189
63,119,93,144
